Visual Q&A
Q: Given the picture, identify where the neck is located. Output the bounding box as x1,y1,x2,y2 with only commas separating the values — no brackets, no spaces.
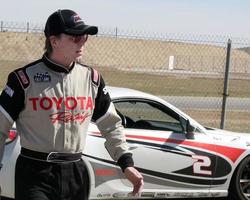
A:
49,53,74,69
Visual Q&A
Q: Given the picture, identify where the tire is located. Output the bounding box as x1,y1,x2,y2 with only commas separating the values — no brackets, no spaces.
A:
229,156,250,200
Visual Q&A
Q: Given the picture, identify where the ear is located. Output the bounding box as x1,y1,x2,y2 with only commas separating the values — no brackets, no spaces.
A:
49,36,59,49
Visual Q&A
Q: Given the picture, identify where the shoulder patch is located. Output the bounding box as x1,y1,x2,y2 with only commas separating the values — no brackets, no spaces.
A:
11,58,42,89
14,69,30,89
77,63,100,87
90,68,100,87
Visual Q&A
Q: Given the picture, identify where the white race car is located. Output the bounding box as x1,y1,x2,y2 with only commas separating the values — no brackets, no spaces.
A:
1,86,250,199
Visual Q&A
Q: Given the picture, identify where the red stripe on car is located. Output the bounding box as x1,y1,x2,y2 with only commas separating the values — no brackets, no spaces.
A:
95,169,117,176
125,134,245,163
90,132,245,163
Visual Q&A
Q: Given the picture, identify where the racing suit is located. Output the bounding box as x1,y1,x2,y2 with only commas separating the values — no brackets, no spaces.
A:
0,54,133,199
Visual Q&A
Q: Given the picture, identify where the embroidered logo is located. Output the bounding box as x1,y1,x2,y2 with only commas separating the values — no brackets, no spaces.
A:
72,14,83,24
17,70,29,84
50,111,91,124
28,96,94,124
29,96,94,111
4,85,14,97
34,72,51,82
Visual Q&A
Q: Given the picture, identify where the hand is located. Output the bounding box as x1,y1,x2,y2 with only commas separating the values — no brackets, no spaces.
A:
124,166,144,196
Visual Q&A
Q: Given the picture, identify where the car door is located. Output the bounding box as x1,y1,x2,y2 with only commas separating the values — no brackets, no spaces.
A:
113,98,218,198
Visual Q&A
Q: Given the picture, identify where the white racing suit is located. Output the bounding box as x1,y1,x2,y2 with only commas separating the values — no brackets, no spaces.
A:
0,53,133,170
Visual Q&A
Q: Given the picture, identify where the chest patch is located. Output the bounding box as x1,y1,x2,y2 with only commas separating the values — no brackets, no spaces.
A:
34,72,51,82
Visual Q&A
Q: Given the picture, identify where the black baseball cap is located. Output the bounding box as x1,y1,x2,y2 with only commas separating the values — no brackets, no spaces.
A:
44,9,98,37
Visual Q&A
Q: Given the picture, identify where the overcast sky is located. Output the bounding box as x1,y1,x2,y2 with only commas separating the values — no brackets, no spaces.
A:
0,0,250,39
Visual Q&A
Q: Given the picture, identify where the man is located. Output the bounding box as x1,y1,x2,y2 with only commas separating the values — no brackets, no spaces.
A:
0,9,143,200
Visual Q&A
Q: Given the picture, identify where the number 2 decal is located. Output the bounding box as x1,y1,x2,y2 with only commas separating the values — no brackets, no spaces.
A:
192,155,212,175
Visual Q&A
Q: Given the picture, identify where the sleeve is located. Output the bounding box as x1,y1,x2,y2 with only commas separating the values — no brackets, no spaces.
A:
91,75,112,122
0,71,25,125
0,71,25,165
0,133,7,167
91,76,134,171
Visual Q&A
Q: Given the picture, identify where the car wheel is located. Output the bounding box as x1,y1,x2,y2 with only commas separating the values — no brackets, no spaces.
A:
229,156,250,200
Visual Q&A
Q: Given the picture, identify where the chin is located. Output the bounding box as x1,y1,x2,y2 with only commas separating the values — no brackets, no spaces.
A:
75,55,83,62
75,54,83,59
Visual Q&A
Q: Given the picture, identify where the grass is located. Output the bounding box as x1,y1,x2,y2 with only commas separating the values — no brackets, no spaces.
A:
97,67,250,98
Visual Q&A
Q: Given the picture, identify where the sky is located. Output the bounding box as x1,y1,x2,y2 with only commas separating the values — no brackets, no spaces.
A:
0,0,250,39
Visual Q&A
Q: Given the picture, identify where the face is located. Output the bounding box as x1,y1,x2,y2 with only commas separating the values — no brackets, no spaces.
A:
50,33,88,64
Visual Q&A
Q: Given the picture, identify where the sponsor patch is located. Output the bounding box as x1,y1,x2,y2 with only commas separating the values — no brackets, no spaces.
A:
93,68,98,83
91,68,100,86
17,70,29,85
49,111,91,124
34,72,51,82
4,85,14,97
103,87,108,95
29,96,94,111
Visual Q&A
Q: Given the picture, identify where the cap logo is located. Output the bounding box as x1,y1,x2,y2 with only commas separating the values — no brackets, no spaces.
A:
73,14,83,24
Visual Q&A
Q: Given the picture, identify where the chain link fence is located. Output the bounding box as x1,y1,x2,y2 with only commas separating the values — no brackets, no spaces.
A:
0,21,249,132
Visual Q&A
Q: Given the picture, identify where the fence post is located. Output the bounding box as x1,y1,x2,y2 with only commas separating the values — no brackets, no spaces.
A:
115,27,118,38
1,21,3,32
27,22,29,33
220,39,232,129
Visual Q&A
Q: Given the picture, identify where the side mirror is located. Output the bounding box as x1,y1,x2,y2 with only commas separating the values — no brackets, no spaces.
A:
186,120,195,139
179,117,195,139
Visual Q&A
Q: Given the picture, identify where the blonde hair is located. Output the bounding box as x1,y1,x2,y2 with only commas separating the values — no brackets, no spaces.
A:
44,35,62,55
44,37,53,55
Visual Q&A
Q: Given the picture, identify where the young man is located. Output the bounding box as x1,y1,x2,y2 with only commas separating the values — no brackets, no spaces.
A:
0,9,143,200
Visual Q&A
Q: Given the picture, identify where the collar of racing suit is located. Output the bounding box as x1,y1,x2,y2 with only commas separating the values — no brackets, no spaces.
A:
42,53,75,74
